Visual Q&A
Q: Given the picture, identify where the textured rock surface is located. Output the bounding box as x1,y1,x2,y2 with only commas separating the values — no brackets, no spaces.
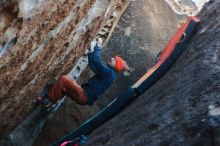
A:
164,0,210,15
0,0,20,43
0,0,121,138
164,0,198,15
84,0,220,145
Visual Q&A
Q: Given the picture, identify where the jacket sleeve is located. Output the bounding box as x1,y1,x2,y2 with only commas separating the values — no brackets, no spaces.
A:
88,46,112,78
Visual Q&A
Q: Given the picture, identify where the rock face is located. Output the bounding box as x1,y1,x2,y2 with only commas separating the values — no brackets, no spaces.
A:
164,0,198,15
0,0,20,44
84,0,220,146
0,0,122,138
164,0,211,16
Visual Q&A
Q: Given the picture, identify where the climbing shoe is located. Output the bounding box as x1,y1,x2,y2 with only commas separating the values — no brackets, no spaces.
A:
35,96,51,108
35,81,55,108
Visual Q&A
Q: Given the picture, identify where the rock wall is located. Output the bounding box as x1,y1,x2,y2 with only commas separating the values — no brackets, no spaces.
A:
0,0,121,138
0,0,20,45
164,0,198,15
85,0,220,145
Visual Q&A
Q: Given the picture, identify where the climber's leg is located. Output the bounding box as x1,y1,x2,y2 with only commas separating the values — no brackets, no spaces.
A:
48,75,88,105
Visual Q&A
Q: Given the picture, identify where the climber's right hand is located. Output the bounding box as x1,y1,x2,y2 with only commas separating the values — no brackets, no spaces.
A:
89,40,97,53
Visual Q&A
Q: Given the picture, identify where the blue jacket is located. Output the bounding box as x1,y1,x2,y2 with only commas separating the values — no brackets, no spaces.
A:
82,46,116,105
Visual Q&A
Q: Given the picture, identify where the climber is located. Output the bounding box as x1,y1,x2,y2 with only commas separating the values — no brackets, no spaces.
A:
36,38,133,107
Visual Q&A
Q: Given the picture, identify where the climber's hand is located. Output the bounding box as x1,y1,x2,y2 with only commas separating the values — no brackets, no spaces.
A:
128,67,135,72
123,61,134,72
89,40,97,53
97,38,103,47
